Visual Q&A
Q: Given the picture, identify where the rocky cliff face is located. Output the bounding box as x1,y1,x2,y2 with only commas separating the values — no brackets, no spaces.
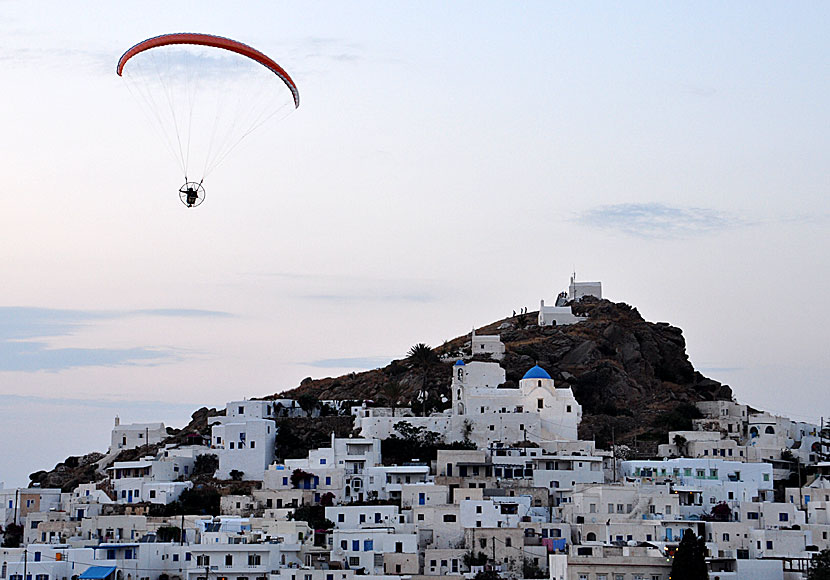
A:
279,298,732,449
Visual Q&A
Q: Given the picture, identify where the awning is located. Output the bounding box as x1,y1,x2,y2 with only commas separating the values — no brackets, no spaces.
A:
79,566,117,580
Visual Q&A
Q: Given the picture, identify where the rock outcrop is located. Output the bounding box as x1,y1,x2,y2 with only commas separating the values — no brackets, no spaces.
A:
279,298,732,449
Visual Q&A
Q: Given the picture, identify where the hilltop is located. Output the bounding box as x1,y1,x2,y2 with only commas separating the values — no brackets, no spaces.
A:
276,297,732,450
29,297,733,489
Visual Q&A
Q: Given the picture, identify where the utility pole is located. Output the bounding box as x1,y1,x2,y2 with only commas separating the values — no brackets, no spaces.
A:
13,489,19,526
611,427,617,483
491,535,496,568
180,512,185,545
23,548,27,580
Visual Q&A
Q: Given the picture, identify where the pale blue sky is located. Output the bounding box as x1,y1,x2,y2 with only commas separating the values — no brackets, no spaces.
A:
1,1,828,486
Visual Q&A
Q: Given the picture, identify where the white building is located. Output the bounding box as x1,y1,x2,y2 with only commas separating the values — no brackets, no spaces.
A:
538,277,602,327
111,417,166,452
212,403,277,481
470,330,505,361
452,362,581,444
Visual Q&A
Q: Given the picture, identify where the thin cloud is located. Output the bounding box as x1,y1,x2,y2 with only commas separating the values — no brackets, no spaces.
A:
0,341,174,372
302,292,436,304
0,307,229,372
303,356,392,370
0,392,197,412
576,203,748,239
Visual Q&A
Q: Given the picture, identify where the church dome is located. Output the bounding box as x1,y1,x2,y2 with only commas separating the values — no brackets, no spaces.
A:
522,365,551,380
454,359,466,366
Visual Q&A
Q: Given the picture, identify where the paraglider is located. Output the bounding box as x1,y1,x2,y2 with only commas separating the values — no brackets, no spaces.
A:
117,33,300,207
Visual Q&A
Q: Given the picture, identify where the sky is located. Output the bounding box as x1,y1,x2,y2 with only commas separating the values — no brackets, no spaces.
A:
0,2,828,488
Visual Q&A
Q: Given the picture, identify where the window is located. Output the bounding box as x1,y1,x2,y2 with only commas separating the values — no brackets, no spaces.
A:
363,540,373,551
537,399,544,410
248,555,261,566
566,405,572,413
443,514,456,522
197,555,210,567
340,540,347,549
225,555,233,566
348,557,360,567
359,514,366,523
505,538,512,547
747,512,759,520
779,513,789,522
723,533,730,541
338,514,345,523
321,458,326,465
418,514,424,521
766,540,773,549
352,540,360,551
608,503,614,513
326,477,331,485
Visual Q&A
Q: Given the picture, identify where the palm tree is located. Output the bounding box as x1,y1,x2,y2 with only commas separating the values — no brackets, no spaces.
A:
407,343,438,416
382,382,404,416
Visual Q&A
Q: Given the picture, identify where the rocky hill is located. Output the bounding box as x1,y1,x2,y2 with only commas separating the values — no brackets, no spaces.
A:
276,298,732,450
29,297,733,487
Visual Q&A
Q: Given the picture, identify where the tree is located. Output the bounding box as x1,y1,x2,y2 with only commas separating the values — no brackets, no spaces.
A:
290,505,334,531
808,549,830,580
671,530,708,580
672,434,688,457
168,485,220,516
382,382,405,416
463,551,489,568
473,570,500,580
522,559,546,579
229,469,244,481
1,523,23,548
156,525,182,543
708,502,731,522
291,468,315,489
192,454,218,478
297,394,320,417
407,343,438,416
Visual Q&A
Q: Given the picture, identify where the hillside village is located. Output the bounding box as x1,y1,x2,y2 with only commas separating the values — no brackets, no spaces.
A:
3,280,830,580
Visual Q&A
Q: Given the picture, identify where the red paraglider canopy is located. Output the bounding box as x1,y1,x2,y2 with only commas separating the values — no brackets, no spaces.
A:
117,33,300,108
